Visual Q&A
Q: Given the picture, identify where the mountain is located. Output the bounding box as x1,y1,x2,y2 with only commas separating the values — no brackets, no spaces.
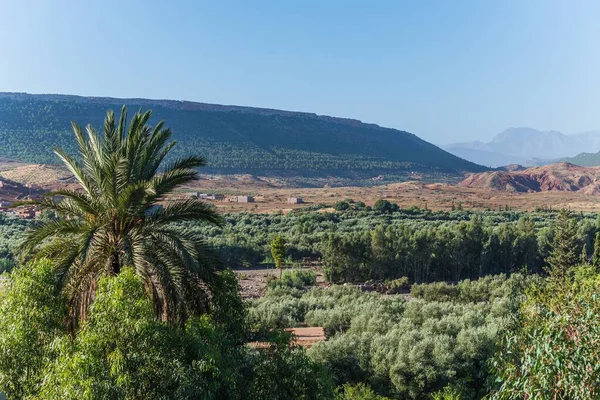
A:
459,162,600,194
0,92,485,184
444,128,600,168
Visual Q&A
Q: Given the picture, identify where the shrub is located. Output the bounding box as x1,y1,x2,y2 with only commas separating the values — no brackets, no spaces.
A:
267,269,317,289
335,201,351,211
335,383,390,399
385,276,409,294
410,281,459,302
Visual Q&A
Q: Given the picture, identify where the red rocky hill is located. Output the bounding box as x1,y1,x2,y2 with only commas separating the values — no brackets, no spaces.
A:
458,162,600,195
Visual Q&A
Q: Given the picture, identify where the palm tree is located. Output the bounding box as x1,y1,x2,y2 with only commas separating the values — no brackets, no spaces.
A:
21,107,223,328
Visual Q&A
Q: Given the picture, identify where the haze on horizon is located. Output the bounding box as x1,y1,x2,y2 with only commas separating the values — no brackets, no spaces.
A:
1,0,599,144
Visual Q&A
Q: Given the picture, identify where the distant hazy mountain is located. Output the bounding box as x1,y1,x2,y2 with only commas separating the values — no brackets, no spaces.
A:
444,128,600,168
0,92,486,184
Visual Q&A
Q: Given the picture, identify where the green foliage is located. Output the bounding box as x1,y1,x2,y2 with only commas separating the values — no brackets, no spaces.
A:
249,275,527,398
193,209,588,284
336,383,390,400
411,274,534,306
431,384,469,400
0,264,335,399
385,276,409,294
38,268,239,399
335,201,351,211
546,209,579,279
489,266,600,399
21,107,223,327
271,235,287,273
372,199,399,214
0,94,485,180
592,231,600,267
267,269,317,289
246,338,335,400
0,260,67,399
4,207,600,287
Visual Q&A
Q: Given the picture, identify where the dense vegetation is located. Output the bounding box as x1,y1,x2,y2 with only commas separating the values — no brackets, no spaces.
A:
0,260,334,399
0,93,485,183
191,204,597,283
489,266,600,399
1,205,599,284
250,275,531,398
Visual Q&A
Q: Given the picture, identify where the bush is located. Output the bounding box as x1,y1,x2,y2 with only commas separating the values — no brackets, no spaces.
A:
335,201,351,211
385,277,409,294
335,383,390,399
267,269,317,289
410,281,459,302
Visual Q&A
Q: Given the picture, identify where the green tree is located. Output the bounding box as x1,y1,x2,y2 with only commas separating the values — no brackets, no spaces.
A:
490,267,600,399
271,236,286,278
546,210,579,280
593,232,600,267
0,259,67,399
20,107,223,328
373,199,398,214
334,201,351,212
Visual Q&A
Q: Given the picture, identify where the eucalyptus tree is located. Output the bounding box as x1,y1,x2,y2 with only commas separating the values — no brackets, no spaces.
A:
21,107,222,328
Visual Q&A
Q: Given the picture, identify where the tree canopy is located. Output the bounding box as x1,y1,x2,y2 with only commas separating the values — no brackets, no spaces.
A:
21,107,223,328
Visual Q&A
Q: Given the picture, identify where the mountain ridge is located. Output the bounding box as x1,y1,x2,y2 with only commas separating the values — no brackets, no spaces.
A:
0,92,486,185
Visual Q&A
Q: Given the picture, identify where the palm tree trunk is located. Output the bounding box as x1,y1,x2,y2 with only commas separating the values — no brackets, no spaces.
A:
110,253,121,275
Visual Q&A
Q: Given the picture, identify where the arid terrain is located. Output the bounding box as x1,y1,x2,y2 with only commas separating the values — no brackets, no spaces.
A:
459,162,600,195
3,160,600,212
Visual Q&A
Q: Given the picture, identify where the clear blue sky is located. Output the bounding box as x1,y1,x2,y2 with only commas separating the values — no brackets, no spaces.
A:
1,0,599,144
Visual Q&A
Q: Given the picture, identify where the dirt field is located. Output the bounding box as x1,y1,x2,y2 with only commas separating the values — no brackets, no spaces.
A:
233,266,326,299
186,180,600,213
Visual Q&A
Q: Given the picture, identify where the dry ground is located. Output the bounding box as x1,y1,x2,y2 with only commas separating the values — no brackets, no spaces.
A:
233,266,326,299
3,161,600,213
186,180,600,213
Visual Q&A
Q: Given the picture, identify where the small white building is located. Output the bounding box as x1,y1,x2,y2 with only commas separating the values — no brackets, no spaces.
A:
287,197,303,204
198,193,225,201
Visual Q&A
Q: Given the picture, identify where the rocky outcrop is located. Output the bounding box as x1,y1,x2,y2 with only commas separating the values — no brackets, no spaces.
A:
459,162,600,194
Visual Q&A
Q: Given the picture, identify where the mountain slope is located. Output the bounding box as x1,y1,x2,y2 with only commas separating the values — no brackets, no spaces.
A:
445,127,600,167
0,93,485,181
459,162,600,194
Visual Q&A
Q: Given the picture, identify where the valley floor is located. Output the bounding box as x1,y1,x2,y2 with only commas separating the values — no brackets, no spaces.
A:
186,179,600,213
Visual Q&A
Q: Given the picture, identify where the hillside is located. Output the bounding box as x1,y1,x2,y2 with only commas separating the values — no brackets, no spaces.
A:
458,162,600,194
563,149,600,167
445,127,600,167
0,93,485,184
